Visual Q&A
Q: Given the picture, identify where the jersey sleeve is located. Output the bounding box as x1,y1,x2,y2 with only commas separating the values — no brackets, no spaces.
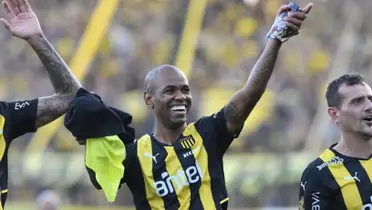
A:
299,163,331,210
0,99,38,142
195,106,242,156
85,140,136,190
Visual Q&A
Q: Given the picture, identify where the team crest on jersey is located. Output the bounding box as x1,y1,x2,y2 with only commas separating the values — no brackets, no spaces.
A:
180,135,195,149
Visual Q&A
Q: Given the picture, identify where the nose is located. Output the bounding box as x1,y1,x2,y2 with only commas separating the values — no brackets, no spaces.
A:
365,100,372,113
174,90,186,101
366,106,372,113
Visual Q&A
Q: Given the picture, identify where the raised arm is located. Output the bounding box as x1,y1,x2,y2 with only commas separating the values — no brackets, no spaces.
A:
28,34,81,128
224,3,313,134
0,0,82,129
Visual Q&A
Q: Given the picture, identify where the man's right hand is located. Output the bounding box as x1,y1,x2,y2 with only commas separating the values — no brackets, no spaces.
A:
0,0,43,40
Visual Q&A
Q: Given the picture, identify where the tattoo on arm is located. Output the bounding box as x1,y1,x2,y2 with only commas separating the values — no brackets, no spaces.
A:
224,39,281,132
27,35,82,128
35,94,71,128
244,39,281,95
224,100,241,124
28,35,81,94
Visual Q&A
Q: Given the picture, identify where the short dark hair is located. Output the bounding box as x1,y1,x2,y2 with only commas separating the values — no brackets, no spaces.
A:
325,73,366,107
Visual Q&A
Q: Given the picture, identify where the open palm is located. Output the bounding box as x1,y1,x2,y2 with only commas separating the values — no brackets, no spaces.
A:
0,0,42,39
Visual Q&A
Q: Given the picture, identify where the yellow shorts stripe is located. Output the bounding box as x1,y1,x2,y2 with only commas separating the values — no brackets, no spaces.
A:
220,197,229,204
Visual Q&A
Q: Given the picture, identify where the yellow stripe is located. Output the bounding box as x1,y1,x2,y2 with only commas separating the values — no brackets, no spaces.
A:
0,115,6,161
220,197,229,204
181,141,186,149
25,0,120,154
137,135,164,209
360,159,372,182
319,149,362,209
184,124,215,210
174,0,207,76
182,141,187,148
0,189,5,210
186,139,192,148
0,115,6,210
164,147,191,209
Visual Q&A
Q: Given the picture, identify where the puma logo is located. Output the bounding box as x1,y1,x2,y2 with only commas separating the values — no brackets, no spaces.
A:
145,152,160,164
344,172,360,183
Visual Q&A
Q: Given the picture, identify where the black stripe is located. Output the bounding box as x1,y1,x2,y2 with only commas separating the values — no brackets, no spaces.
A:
343,160,371,204
127,143,152,210
194,120,223,209
186,139,192,148
175,135,203,209
151,136,180,210
204,137,222,209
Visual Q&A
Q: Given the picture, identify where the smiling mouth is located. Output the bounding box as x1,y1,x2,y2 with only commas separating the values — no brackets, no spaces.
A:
170,105,186,114
363,116,372,123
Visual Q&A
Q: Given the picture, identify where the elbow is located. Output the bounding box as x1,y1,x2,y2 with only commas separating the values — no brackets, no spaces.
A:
55,81,81,96
55,93,74,104
56,86,80,99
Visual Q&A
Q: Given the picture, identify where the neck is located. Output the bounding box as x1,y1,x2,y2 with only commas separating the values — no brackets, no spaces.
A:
334,131,372,159
153,120,187,145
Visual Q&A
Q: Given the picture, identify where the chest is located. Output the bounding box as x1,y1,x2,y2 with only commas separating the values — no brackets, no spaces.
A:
327,160,372,209
136,137,221,198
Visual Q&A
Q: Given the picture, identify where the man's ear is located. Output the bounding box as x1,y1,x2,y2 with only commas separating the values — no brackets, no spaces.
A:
144,92,154,109
328,107,340,123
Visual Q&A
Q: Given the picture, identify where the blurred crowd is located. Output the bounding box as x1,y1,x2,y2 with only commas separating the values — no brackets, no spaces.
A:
1,0,372,208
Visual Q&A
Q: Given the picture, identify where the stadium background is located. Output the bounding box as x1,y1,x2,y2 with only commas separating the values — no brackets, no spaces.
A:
0,0,369,209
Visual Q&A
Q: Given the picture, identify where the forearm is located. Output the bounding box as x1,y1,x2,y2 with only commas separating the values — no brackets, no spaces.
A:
224,39,282,131
242,38,281,97
27,34,82,96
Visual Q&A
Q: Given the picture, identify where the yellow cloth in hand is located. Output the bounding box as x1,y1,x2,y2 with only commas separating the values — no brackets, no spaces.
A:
85,135,125,202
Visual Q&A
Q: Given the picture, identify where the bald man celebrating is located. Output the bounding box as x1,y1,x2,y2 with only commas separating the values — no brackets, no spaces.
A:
68,2,313,210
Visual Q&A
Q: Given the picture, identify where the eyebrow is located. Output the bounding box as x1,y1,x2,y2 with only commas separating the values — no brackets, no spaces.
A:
350,95,372,102
351,96,363,101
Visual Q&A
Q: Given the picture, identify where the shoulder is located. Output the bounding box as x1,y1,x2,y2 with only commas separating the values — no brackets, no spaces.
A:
136,134,151,144
302,158,325,177
193,107,225,132
301,149,340,181
130,134,152,154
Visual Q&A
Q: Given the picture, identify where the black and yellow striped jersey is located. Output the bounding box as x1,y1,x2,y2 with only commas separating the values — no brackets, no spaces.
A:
298,144,372,210
87,107,240,210
0,99,38,209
